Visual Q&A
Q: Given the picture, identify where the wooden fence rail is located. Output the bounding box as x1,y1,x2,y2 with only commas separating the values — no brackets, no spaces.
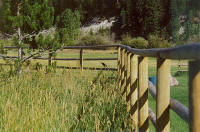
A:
2,43,200,132
117,43,200,132
1,46,118,71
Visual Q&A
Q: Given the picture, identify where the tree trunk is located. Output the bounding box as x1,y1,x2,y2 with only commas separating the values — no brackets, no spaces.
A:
17,3,23,75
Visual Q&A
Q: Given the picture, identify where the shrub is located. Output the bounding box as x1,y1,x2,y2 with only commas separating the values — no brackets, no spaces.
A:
121,34,148,49
33,62,43,71
148,35,173,48
76,34,113,46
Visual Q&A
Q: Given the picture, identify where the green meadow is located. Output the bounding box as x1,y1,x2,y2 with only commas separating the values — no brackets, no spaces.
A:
0,49,189,131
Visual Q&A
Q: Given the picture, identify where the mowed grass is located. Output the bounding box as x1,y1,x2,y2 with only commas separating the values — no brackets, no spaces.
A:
0,50,189,131
0,68,133,131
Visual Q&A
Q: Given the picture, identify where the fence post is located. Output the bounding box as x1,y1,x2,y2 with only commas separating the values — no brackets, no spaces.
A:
130,54,138,132
138,57,149,132
121,49,125,90
123,50,127,96
118,47,121,89
126,52,131,111
156,59,171,132
189,60,200,132
80,49,83,70
48,51,53,66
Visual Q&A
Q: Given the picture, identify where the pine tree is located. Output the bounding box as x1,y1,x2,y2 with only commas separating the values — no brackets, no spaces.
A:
0,0,54,57
0,0,80,69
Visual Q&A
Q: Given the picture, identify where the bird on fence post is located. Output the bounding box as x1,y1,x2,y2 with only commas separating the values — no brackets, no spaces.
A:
101,62,107,68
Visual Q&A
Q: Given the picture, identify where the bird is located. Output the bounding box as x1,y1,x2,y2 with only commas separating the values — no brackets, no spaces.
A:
101,62,107,67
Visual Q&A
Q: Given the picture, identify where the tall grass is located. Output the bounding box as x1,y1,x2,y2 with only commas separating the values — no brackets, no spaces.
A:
0,69,132,131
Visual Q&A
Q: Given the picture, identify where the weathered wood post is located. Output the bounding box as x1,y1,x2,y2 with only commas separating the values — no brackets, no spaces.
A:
130,54,138,131
48,51,53,66
121,49,125,90
126,52,131,111
124,50,127,96
138,57,149,132
80,49,83,70
156,59,171,132
118,47,121,89
189,60,200,132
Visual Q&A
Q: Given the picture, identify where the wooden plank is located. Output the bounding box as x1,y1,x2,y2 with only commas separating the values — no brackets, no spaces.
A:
170,99,189,123
148,81,189,123
0,57,117,61
118,47,121,89
121,49,125,90
4,43,200,60
138,57,149,132
122,50,127,98
126,52,131,111
130,54,138,131
63,44,119,49
80,49,83,69
156,59,171,132
149,108,156,127
189,61,200,132
119,43,200,60
5,43,200,60
3,44,119,49
56,66,117,71
123,50,127,96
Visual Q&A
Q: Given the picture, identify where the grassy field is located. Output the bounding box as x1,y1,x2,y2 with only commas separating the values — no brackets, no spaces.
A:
0,69,134,131
0,49,189,131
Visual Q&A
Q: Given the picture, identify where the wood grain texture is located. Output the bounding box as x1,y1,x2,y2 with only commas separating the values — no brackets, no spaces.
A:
156,59,171,132
138,57,149,132
189,61,200,132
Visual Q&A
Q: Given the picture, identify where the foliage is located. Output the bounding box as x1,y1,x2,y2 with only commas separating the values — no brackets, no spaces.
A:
148,35,173,48
121,35,148,49
77,34,113,46
0,1,81,50
32,62,43,71
97,27,111,37
0,0,81,70
56,9,81,46
115,0,170,39
51,0,120,24
0,39,8,54
0,0,54,39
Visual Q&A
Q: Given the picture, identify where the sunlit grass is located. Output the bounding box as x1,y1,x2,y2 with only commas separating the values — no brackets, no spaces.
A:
0,69,132,131
0,51,190,131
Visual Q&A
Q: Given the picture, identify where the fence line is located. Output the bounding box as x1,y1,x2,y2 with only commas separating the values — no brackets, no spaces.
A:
117,43,200,132
1,46,118,71
2,43,200,132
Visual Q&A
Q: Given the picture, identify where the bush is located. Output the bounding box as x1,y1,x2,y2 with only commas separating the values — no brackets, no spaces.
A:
76,34,113,46
148,35,173,48
121,34,148,49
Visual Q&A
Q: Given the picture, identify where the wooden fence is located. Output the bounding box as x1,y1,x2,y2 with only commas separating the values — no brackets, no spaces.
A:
2,43,200,132
117,43,200,132
2,45,118,71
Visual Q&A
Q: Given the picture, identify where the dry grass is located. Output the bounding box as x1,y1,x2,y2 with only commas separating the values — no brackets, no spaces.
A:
0,69,132,131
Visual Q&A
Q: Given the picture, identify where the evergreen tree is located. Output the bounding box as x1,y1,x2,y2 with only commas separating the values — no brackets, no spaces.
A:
0,0,80,68
0,0,54,58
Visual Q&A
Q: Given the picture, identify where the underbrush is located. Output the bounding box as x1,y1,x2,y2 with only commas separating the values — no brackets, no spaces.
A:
76,34,113,46
0,69,132,131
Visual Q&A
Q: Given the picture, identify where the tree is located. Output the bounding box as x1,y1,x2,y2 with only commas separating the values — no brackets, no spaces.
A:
112,0,171,40
0,0,80,72
0,0,54,56
36,9,81,65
